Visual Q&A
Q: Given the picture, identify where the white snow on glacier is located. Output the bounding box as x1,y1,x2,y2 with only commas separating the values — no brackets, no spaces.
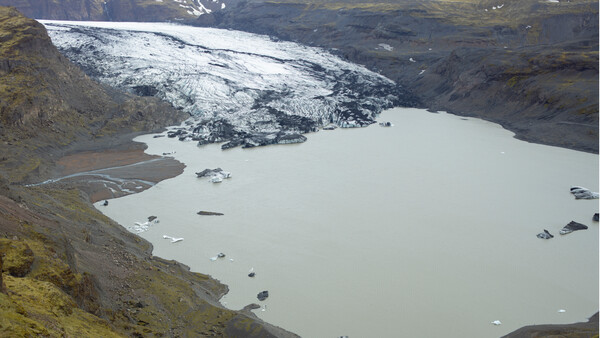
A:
42,21,409,147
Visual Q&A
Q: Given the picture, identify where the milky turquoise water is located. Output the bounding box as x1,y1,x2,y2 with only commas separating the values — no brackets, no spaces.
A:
97,108,599,337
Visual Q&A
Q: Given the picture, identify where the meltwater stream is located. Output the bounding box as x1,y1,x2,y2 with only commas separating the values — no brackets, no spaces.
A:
97,108,598,337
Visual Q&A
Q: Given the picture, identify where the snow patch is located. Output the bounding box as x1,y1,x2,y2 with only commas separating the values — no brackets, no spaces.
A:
377,43,394,51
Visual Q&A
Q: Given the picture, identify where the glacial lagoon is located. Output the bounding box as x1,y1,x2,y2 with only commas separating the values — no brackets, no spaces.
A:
97,108,598,337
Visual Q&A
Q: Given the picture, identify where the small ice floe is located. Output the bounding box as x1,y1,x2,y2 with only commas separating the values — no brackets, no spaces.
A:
418,69,426,75
130,220,157,234
163,235,184,243
537,229,554,239
492,6,496,9
497,4,504,8
196,168,232,183
261,305,267,312
379,122,393,127
570,186,599,199
547,0,559,3
229,258,234,262
525,25,532,29
103,200,109,206
558,309,566,313
323,124,338,130
248,268,256,277
491,320,502,325
485,8,488,11
210,252,226,261
559,221,588,235
409,57,416,63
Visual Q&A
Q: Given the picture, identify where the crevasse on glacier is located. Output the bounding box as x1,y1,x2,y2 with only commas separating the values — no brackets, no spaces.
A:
43,21,412,149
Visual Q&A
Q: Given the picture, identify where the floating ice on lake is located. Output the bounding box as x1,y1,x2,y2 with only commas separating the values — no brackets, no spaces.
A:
491,320,502,325
130,221,153,233
570,186,599,199
163,235,184,243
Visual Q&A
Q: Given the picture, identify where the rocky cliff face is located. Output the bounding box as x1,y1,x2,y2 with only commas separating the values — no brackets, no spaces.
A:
0,7,296,337
196,0,598,152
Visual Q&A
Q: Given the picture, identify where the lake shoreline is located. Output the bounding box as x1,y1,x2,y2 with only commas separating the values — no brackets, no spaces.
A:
92,108,598,337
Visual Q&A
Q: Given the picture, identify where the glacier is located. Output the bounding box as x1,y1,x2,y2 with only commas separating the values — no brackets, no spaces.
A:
42,21,414,149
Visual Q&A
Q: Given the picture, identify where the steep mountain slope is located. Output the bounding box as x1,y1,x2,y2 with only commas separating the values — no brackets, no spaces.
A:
0,6,186,183
0,7,296,337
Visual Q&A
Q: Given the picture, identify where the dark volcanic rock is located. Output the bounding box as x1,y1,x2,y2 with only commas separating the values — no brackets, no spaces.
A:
197,211,224,216
257,290,269,301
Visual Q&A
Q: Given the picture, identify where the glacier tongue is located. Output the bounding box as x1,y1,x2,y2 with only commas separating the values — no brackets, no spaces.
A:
42,21,411,148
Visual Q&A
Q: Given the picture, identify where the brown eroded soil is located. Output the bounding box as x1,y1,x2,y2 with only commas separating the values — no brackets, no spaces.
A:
50,141,185,203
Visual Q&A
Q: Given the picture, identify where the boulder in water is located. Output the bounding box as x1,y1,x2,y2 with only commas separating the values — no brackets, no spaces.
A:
197,211,224,216
559,221,588,235
257,290,269,301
